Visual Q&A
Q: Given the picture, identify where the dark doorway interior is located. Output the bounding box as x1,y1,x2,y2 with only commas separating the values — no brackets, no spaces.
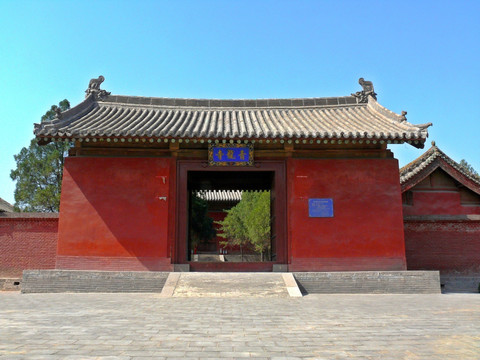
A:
187,171,274,263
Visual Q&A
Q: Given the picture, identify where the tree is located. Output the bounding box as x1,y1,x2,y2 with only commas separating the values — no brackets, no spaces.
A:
10,100,71,212
217,193,252,260
459,159,480,180
245,191,271,260
217,191,271,261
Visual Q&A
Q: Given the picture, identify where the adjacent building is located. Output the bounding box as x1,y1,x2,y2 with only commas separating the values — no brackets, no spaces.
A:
401,142,480,276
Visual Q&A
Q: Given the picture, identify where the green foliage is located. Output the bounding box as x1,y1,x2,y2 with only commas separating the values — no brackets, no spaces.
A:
245,191,271,256
189,195,216,248
10,100,71,212
217,194,252,253
41,99,70,122
217,191,271,259
459,159,480,180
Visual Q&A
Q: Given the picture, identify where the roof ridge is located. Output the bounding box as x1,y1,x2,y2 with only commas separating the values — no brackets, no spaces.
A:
100,94,362,108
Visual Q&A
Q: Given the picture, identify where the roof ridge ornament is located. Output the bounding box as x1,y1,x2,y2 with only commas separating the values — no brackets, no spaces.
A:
54,107,63,119
351,78,377,103
85,75,111,100
416,122,433,130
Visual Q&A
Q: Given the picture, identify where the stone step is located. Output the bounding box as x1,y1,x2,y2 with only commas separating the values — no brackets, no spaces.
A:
161,272,301,298
21,270,169,293
294,271,441,294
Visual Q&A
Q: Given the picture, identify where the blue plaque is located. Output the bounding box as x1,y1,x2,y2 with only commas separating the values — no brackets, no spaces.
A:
208,144,254,166
308,198,334,218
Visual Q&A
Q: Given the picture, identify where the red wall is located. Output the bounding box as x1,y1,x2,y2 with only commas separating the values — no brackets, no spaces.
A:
57,157,173,271
287,158,406,271
405,219,480,274
0,215,58,277
403,191,480,216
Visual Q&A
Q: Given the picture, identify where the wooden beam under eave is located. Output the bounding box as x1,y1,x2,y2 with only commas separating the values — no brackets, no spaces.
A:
283,143,294,157
169,142,180,157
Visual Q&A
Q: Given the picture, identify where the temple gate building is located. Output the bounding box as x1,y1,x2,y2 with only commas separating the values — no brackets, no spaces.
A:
34,77,431,272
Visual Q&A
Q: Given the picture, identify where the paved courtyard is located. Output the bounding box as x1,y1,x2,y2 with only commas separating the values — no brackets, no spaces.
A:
1,292,479,359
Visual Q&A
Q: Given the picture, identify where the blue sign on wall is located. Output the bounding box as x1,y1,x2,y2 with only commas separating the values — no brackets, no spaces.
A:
208,144,254,166
308,198,334,218
212,147,250,162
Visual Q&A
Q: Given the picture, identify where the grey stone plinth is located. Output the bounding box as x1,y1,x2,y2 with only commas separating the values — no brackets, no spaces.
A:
174,264,190,272
21,270,169,293
272,264,288,272
294,271,441,294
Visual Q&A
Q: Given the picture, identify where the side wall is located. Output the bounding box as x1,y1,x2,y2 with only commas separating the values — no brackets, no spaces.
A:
0,216,58,277
57,157,174,271
402,168,480,275
405,219,480,274
288,158,406,271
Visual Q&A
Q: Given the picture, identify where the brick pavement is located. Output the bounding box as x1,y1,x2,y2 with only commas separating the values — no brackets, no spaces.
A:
0,292,479,359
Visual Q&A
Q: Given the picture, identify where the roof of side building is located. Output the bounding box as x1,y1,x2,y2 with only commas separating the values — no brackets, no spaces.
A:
34,77,431,148
0,198,14,212
400,141,480,195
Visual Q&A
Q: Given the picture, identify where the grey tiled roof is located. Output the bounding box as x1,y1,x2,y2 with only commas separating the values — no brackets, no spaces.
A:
0,198,14,212
196,190,242,202
400,142,480,193
34,88,430,148
0,212,59,219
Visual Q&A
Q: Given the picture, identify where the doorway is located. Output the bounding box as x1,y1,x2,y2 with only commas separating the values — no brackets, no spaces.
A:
175,161,286,271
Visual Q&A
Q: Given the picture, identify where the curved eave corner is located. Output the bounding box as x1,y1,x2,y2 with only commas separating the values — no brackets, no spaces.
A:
367,96,430,149
34,95,97,145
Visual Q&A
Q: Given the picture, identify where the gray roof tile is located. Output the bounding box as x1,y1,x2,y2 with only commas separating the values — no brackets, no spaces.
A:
196,190,243,202
0,198,14,212
34,92,430,148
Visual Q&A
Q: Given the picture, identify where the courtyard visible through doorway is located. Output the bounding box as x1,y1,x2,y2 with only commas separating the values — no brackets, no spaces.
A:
176,161,287,271
187,171,274,263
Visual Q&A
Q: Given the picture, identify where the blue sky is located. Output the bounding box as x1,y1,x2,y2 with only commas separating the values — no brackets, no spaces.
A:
0,0,479,204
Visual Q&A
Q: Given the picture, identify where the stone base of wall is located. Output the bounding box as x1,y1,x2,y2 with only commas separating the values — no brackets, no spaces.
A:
22,270,169,293
293,271,441,294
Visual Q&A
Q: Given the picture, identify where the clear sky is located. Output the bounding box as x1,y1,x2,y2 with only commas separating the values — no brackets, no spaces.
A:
0,0,479,204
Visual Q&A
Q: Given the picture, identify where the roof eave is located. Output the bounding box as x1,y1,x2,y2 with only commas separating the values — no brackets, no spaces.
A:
34,94,97,139
367,96,430,149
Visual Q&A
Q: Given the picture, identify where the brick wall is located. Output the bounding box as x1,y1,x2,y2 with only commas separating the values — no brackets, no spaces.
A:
404,217,480,275
0,213,58,278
